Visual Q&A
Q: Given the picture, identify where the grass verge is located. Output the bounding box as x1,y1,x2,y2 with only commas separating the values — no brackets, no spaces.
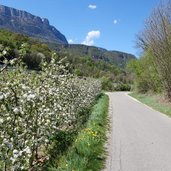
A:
47,94,109,171
130,92,171,116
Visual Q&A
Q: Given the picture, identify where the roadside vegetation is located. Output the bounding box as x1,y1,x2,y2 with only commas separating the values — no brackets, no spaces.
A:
130,93,171,116
50,94,109,171
127,1,171,104
0,44,103,170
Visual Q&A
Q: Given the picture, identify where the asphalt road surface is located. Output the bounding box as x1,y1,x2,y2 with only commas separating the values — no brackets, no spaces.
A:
104,92,171,171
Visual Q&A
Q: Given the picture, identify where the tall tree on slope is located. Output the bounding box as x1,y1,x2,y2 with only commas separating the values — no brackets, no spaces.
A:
137,1,171,100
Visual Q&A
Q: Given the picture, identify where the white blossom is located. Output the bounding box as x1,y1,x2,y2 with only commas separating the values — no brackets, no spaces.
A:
27,93,36,101
0,54,101,170
0,118,3,123
0,92,4,100
24,146,31,154
13,107,20,114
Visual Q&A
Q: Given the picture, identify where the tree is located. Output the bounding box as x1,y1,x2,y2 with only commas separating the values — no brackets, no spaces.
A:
127,51,162,93
137,1,171,100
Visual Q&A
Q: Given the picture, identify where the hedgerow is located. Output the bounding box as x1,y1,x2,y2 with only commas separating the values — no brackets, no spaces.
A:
0,43,101,170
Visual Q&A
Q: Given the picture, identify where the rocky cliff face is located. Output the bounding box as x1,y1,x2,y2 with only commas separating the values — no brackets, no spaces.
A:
0,5,68,44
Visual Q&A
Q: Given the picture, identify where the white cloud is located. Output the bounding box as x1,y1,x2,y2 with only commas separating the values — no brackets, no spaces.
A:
113,19,118,24
82,30,100,46
68,39,74,44
88,4,97,9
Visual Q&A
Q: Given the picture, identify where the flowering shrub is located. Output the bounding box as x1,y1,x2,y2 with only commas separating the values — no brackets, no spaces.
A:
0,44,101,170
56,95,109,171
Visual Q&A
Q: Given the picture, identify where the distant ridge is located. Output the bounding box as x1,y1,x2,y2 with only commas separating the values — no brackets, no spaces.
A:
0,5,68,44
51,44,136,67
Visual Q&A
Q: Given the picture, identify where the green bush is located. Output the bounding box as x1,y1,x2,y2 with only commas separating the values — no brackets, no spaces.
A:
114,83,131,91
127,51,162,93
101,77,113,91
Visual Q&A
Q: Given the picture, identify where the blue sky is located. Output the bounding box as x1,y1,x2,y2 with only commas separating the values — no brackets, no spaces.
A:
0,0,160,56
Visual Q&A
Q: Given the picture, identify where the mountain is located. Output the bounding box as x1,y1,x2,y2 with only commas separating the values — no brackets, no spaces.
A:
0,4,135,67
50,44,136,67
0,5,68,44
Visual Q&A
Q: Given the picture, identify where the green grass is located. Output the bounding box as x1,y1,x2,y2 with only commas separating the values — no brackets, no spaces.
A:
47,94,109,171
130,92,171,116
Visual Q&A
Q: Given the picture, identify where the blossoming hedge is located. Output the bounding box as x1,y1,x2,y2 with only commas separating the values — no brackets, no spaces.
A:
0,45,101,170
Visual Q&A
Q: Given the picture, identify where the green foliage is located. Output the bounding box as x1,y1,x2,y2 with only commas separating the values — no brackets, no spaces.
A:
0,29,29,48
127,50,162,93
114,83,131,91
46,130,76,167
53,95,109,171
136,1,171,99
0,29,52,69
101,76,132,91
64,53,121,79
101,77,113,91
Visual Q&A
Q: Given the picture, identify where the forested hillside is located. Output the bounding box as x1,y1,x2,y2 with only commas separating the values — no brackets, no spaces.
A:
50,44,135,67
127,1,171,100
0,29,133,90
